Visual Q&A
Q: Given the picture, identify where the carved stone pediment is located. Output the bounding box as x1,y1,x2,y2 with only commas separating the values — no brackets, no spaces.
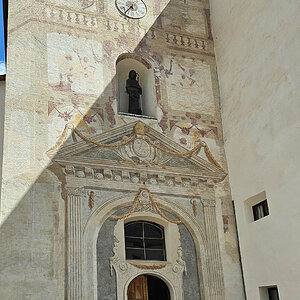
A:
53,121,226,182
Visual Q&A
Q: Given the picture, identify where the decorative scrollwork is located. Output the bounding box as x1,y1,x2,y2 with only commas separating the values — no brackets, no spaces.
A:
109,241,120,276
110,188,182,224
201,198,216,207
172,247,187,275
136,190,153,212
47,122,224,171
109,241,128,275
119,262,128,271
66,187,84,197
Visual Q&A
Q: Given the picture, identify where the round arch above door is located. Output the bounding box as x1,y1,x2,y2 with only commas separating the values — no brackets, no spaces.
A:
128,275,170,300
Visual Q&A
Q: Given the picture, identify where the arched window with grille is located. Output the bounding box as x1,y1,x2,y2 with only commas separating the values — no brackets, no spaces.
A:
124,221,166,261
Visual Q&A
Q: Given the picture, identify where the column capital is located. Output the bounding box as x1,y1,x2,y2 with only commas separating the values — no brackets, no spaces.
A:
201,198,216,207
66,187,84,197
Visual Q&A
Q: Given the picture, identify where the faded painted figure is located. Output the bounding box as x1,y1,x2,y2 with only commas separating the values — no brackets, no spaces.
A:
126,70,142,115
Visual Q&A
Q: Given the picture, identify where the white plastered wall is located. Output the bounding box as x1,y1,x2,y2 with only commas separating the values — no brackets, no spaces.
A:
210,0,300,299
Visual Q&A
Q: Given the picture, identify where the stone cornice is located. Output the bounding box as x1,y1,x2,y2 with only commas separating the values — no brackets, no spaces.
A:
60,163,217,192
53,121,226,182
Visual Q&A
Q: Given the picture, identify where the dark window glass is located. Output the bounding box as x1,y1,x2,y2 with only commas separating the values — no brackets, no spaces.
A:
125,237,144,248
146,250,165,260
125,222,143,237
144,222,163,238
126,249,145,260
252,199,269,221
268,287,279,300
144,238,164,249
124,221,166,261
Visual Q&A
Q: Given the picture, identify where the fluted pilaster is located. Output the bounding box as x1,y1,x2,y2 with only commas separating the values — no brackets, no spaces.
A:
202,199,225,299
67,187,84,300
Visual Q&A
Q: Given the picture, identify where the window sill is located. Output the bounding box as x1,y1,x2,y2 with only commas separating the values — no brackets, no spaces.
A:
127,259,167,263
250,214,270,224
0,74,6,81
118,112,157,120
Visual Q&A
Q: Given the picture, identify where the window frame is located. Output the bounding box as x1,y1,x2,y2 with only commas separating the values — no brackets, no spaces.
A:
252,199,269,221
268,286,280,300
124,221,167,261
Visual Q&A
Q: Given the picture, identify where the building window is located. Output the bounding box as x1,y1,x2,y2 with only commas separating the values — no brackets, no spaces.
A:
268,287,279,300
252,199,269,221
259,285,280,300
124,221,166,261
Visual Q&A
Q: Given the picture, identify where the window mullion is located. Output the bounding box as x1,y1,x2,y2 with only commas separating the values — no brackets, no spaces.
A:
144,223,147,260
125,221,166,261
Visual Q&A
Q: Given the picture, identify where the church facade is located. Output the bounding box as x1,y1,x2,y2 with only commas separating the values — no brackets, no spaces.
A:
1,0,298,299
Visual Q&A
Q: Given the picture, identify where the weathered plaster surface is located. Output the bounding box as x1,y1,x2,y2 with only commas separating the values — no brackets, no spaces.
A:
97,218,118,300
210,0,300,299
0,0,244,298
179,223,201,300
0,81,5,207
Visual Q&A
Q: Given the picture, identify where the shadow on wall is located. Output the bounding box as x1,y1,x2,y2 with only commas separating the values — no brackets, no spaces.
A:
0,80,5,208
0,0,214,298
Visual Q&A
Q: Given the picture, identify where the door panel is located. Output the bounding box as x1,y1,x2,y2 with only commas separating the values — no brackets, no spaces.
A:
128,275,148,300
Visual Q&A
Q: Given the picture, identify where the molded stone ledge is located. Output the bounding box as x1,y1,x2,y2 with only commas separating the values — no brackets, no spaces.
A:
63,165,216,190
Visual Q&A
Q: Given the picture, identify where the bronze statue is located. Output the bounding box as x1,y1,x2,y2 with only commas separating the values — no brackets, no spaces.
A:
126,70,142,115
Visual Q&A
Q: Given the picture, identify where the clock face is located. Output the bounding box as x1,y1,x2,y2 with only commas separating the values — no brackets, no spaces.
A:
116,0,147,19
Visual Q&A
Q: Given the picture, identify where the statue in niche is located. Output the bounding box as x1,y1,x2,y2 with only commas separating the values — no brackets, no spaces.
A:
126,70,142,115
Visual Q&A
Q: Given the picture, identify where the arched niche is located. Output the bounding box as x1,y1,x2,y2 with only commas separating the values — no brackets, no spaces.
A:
116,53,156,118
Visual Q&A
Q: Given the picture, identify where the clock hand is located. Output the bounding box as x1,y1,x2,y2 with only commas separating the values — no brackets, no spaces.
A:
126,0,138,12
124,4,133,14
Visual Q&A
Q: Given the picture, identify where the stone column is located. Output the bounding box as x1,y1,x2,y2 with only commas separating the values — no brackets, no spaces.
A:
201,199,225,299
67,187,84,300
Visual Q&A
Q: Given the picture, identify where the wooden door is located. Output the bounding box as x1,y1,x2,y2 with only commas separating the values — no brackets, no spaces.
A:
128,275,148,300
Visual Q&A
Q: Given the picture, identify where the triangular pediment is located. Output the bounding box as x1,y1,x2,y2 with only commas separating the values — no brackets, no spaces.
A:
52,121,226,182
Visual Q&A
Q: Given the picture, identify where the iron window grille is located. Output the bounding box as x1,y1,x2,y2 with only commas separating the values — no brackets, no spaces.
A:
124,221,166,261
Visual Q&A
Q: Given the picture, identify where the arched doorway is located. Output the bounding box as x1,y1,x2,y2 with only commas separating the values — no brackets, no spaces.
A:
83,193,210,300
128,275,171,300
